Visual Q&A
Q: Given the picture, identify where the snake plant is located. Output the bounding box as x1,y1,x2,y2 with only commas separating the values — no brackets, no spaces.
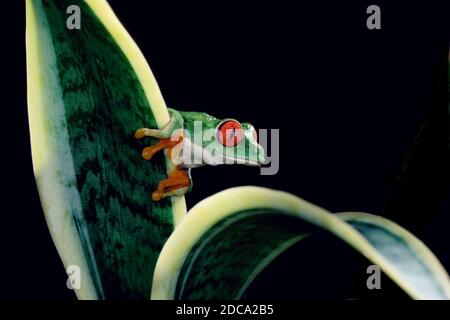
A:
26,0,450,300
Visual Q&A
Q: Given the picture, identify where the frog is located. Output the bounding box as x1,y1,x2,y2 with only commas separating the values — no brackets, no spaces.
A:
134,108,265,201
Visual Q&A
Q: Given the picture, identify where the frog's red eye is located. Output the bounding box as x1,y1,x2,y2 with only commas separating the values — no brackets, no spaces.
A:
217,120,243,147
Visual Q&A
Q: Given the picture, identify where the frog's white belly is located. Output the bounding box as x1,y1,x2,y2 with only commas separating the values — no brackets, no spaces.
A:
178,137,219,168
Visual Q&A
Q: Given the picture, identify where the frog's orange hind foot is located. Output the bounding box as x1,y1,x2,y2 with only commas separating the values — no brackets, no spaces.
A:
151,166,191,201
152,186,190,201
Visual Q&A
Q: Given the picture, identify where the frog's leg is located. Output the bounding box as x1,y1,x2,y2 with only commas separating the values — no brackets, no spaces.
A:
134,112,184,160
134,108,184,139
139,136,183,161
134,127,168,139
152,166,191,201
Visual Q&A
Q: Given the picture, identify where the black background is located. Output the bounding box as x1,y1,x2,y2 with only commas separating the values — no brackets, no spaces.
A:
1,1,449,299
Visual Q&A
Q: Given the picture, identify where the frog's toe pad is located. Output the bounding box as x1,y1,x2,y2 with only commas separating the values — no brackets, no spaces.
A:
134,128,147,139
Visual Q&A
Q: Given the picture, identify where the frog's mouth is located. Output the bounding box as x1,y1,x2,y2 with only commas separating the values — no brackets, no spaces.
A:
221,156,261,166
181,138,263,167
204,141,264,167
203,150,262,166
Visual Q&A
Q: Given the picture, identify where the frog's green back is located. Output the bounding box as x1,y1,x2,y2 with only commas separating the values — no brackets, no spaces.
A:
177,110,221,133
27,0,185,299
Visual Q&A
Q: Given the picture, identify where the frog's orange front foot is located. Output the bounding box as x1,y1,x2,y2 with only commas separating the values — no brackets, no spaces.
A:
142,137,182,161
152,166,191,201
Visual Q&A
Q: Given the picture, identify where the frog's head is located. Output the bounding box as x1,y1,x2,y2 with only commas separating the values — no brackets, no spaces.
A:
200,117,266,166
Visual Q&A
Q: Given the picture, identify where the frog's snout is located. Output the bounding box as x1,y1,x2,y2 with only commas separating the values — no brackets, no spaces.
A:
247,146,265,166
257,149,266,166
260,156,266,166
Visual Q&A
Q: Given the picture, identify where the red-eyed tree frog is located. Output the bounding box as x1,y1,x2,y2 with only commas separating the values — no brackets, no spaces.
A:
135,108,265,201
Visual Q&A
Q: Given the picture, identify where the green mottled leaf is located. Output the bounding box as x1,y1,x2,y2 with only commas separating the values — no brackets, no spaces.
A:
152,187,450,300
27,0,185,299
27,0,450,301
